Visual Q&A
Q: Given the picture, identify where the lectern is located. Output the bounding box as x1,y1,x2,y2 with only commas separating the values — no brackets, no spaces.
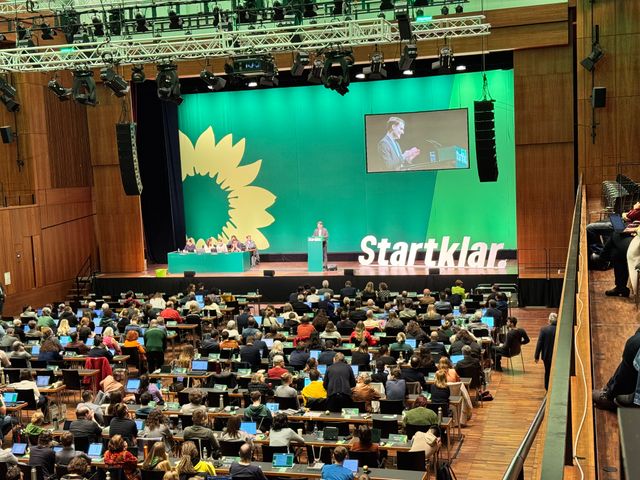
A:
308,236,325,272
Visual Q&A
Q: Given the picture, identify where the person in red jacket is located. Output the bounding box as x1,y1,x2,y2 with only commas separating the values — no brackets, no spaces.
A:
268,355,289,379
159,301,183,323
296,315,316,340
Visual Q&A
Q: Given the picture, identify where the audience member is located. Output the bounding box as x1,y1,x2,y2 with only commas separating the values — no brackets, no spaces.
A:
229,443,267,480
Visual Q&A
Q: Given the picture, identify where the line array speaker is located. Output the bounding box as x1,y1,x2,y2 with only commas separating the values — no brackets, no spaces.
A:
116,122,143,195
0,126,13,144
263,270,275,277
592,87,606,108
474,100,498,182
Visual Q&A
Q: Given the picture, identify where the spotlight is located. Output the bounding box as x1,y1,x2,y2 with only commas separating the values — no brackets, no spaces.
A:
581,43,604,71
48,79,72,101
291,51,309,77
0,34,6,42
61,10,80,43
72,27,90,44
72,69,97,106
441,5,449,15
247,80,258,88
16,22,27,40
398,43,417,71
456,64,467,71
108,9,123,36
0,77,19,112
307,58,323,84
455,4,463,13
362,51,386,80
303,2,317,17
156,61,182,104
380,0,394,10
402,69,414,75
200,69,226,91
355,72,365,79
321,49,354,96
131,65,146,83
168,11,183,30
92,16,105,37
100,67,129,97
135,13,149,33
37,18,56,40
432,44,454,72
16,29,34,48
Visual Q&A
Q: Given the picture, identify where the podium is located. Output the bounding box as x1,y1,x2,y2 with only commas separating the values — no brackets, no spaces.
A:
308,236,325,272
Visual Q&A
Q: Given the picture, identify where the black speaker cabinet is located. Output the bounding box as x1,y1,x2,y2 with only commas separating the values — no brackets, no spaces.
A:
263,270,275,277
428,268,440,275
344,268,355,276
116,123,143,195
474,100,498,182
0,126,13,144
592,87,607,108
184,271,196,278
396,13,412,41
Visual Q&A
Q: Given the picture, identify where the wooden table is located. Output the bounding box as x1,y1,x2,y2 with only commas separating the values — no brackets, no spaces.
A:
166,323,199,347
63,355,130,368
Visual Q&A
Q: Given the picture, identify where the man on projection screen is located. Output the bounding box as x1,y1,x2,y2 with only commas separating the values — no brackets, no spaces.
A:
377,117,421,171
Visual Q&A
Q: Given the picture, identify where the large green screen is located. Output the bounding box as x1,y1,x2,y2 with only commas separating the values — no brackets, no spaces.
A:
178,69,516,253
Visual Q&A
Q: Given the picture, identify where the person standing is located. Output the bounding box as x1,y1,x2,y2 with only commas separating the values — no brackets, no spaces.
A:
535,312,558,390
313,220,329,269
323,352,356,412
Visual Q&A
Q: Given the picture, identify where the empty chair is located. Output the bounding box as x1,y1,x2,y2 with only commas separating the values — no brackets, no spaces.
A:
10,357,28,368
275,396,299,411
372,418,398,438
348,450,380,469
261,445,288,462
207,391,230,408
177,414,194,429
61,369,83,402
379,399,404,414
397,450,426,471
16,389,38,421
177,391,190,405
405,381,422,395
220,440,244,457
404,423,430,440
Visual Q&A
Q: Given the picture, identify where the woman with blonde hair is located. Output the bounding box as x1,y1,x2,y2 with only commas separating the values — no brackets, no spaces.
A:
175,344,195,369
268,340,284,361
141,441,171,471
349,321,376,346
175,441,216,480
102,327,122,354
361,281,377,302
24,411,46,436
424,304,441,321
438,357,461,383
57,319,71,336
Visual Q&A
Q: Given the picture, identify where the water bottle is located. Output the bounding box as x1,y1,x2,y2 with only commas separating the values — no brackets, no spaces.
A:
203,447,208,461
313,424,318,438
31,467,37,480
143,444,149,459
219,395,224,410
437,406,443,425
177,418,183,433
53,417,59,430
106,472,111,480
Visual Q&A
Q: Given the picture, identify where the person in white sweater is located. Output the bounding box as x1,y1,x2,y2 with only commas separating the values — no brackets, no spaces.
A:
268,413,305,451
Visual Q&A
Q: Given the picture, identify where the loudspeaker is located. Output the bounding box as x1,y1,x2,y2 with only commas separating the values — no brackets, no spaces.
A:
116,122,143,195
263,270,275,277
396,13,412,41
592,87,606,108
474,100,498,182
0,126,13,144
428,268,440,275
184,271,196,278
344,269,354,276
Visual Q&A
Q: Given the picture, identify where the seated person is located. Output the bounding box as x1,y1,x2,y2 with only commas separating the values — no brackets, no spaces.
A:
243,391,272,431
321,446,354,480
29,431,56,476
247,372,274,398
136,392,154,418
219,330,239,350
104,435,140,480
137,374,164,404
318,340,337,365
220,414,254,442
409,426,441,464
109,403,138,443
385,368,406,400
140,441,171,471
60,456,92,480
229,443,268,480
351,342,372,367
400,356,428,391
78,391,105,426
350,424,379,453
183,408,219,456
24,411,46,436
9,369,47,413
301,369,327,405
267,355,288,379
351,372,381,413
140,409,173,450
122,331,145,364
179,390,206,415
268,412,305,450
438,357,461,383
289,343,310,369
371,360,389,384
403,395,438,427
66,332,89,355
389,332,414,358
429,370,451,416
274,372,300,409
69,406,103,442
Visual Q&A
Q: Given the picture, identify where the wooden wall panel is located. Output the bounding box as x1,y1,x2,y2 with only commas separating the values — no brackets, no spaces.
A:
41,215,95,284
39,187,93,228
87,88,145,273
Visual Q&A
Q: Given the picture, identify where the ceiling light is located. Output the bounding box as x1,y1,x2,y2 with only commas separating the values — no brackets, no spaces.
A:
200,69,227,91
355,72,365,79
307,58,323,84
48,78,72,101
581,43,604,71
402,69,414,76
362,51,386,80
168,11,184,30
441,5,449,15
131,65,146,83
455,4,463,13
291,51,310,77
108,10,123,36
398,43,417,71
456,64,467,71
321,49,354,96
91,16,104,37
72,69,97,106
0,76,19,112
432,44,454,72
247,80,258,88
156,61,182,104
100,67,130,97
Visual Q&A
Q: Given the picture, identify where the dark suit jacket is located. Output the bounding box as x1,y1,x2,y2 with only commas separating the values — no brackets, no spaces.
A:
291,301,312,315
455,355,485,385
400,367,427,390
503,328,531,355
323,361,356,396
534,324,556,364
239,344,262,366
351,351,371,366
424,341,449,357
340,287,357,298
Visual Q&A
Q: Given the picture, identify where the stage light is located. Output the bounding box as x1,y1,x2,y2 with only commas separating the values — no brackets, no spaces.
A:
321,49,354,96
380,0,394,10
16,22,27,40
72,27,90,44
131,65,146,83
109,9,123,36
0,76,19,113
362,50,386,80
402,69,413,75
100,67,130,97
259,72,279,87
247,80,258,88
0,34,6,42
72,69,97,106
398,43,417,71
156,61,182,104
581,43,604,71
135,13,149,33
90,16,104,37
60,10,80,43
441,5,449,15
303,2,317,17
307,58,323,84
432,44,454,72
455,4,463,13
456,64,467,71
291,51,309,77
37,18,56,40
48,78,72,101
200,69,226,91
355,72,365,79
168,11,184,30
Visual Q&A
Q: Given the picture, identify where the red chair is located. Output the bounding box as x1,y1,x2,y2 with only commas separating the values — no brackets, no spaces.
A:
84,356,113,390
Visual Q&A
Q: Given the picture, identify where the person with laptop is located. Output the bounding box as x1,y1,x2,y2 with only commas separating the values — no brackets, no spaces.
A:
243,391,273,431
142,409,175,450
104,434,141,480
228,443,267,480
39,332,63,362
65,332,90,355
179,391,206,415
268,355,288,379
9,341,32,367
0,392,19,442
268,412,305,450
318,340,338,365
28,431,56,476
321,446,355,480
301,369,327,406
55,432,92,466
9,369,48,412
324,352,356,412
183,408,220,456
175,441,217,479
36,307,56,330
220,414,255,442
0,444,19,464
389,332,414,358
137,374,164,404
423,331,449,359
87,336,114,362
274,373,300,409
60,456,91,480
123,330,146,364
24,411,46,437
385,368,406,401
399,357,428,391
70,406,103,442
108,403,138,443
351,373,381,413
240,336,262,367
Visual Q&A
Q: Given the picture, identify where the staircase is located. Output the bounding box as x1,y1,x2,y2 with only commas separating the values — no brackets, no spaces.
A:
65,255,97,309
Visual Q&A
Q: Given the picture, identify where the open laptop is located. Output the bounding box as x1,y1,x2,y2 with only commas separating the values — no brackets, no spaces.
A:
450,355,464,365
309,350,320,360
253,316,263,326
3,392,19,406
350,365,359,376
240,422,257,435
317,364,327,375
481,317,495,329
275,316,285,325
405,338,417,348
190,360,209,373
87,443,103,460
343,459,359,473
31,345,41,355
94,326,104,335
59,335,72,346
137,337,145,346
272,453,294,468
304,378,312,388
263,338,274,348
11,443,28,456
266,402,279,414
125,378,140,393
36,375,52,387
85,337,95,346
135,419,145,430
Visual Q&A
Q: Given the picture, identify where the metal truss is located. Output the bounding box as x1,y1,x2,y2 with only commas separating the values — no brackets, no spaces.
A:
0,15,489,72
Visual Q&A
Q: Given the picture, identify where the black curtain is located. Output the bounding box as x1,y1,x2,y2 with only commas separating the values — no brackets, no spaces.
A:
133,81,186,264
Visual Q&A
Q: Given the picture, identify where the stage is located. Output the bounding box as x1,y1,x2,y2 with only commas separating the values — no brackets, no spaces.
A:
91,259,566,307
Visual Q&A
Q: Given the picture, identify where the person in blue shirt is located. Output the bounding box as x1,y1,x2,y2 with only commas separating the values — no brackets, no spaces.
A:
321,446,355,480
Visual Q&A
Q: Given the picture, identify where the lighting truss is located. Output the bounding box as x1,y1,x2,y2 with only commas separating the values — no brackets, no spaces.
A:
0,16,489,73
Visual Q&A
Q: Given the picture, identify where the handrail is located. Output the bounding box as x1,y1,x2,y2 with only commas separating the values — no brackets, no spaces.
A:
502,396,547,480
74,254,95,305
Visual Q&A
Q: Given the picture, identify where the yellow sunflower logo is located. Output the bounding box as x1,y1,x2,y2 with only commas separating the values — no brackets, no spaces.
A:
179,127,276,249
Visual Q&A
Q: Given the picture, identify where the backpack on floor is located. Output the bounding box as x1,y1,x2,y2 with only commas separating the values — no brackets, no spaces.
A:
436,460,457,480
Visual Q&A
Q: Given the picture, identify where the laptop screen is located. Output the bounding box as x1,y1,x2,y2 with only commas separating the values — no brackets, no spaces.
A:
266,403,279,414
94,317,102,326
272,453,294,468
240,422,257,435
304,378,312,388
405,338,417,348
191,360,208,371
343,459,359,473
87,443,103,457
94,326,104,335
11,443,27,455
59,336,71,346
53,446,64,454
317,364,327,375
126,379,140,392
137,337,145,346
135,419,145,430
263,338,274,348
31,345,41,355
253,316,263,326
309,350,320,360
36,375,50,387
3,392,18,403
351,365,359,376
450,355,464,365
85,337,95,346
276,316,285,325
481,316,495,328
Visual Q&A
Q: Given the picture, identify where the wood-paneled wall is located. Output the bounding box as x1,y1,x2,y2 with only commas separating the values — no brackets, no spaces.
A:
577,0,640,198
86,88,145,273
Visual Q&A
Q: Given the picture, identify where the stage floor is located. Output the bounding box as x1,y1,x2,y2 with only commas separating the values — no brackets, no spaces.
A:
98,259,519,279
